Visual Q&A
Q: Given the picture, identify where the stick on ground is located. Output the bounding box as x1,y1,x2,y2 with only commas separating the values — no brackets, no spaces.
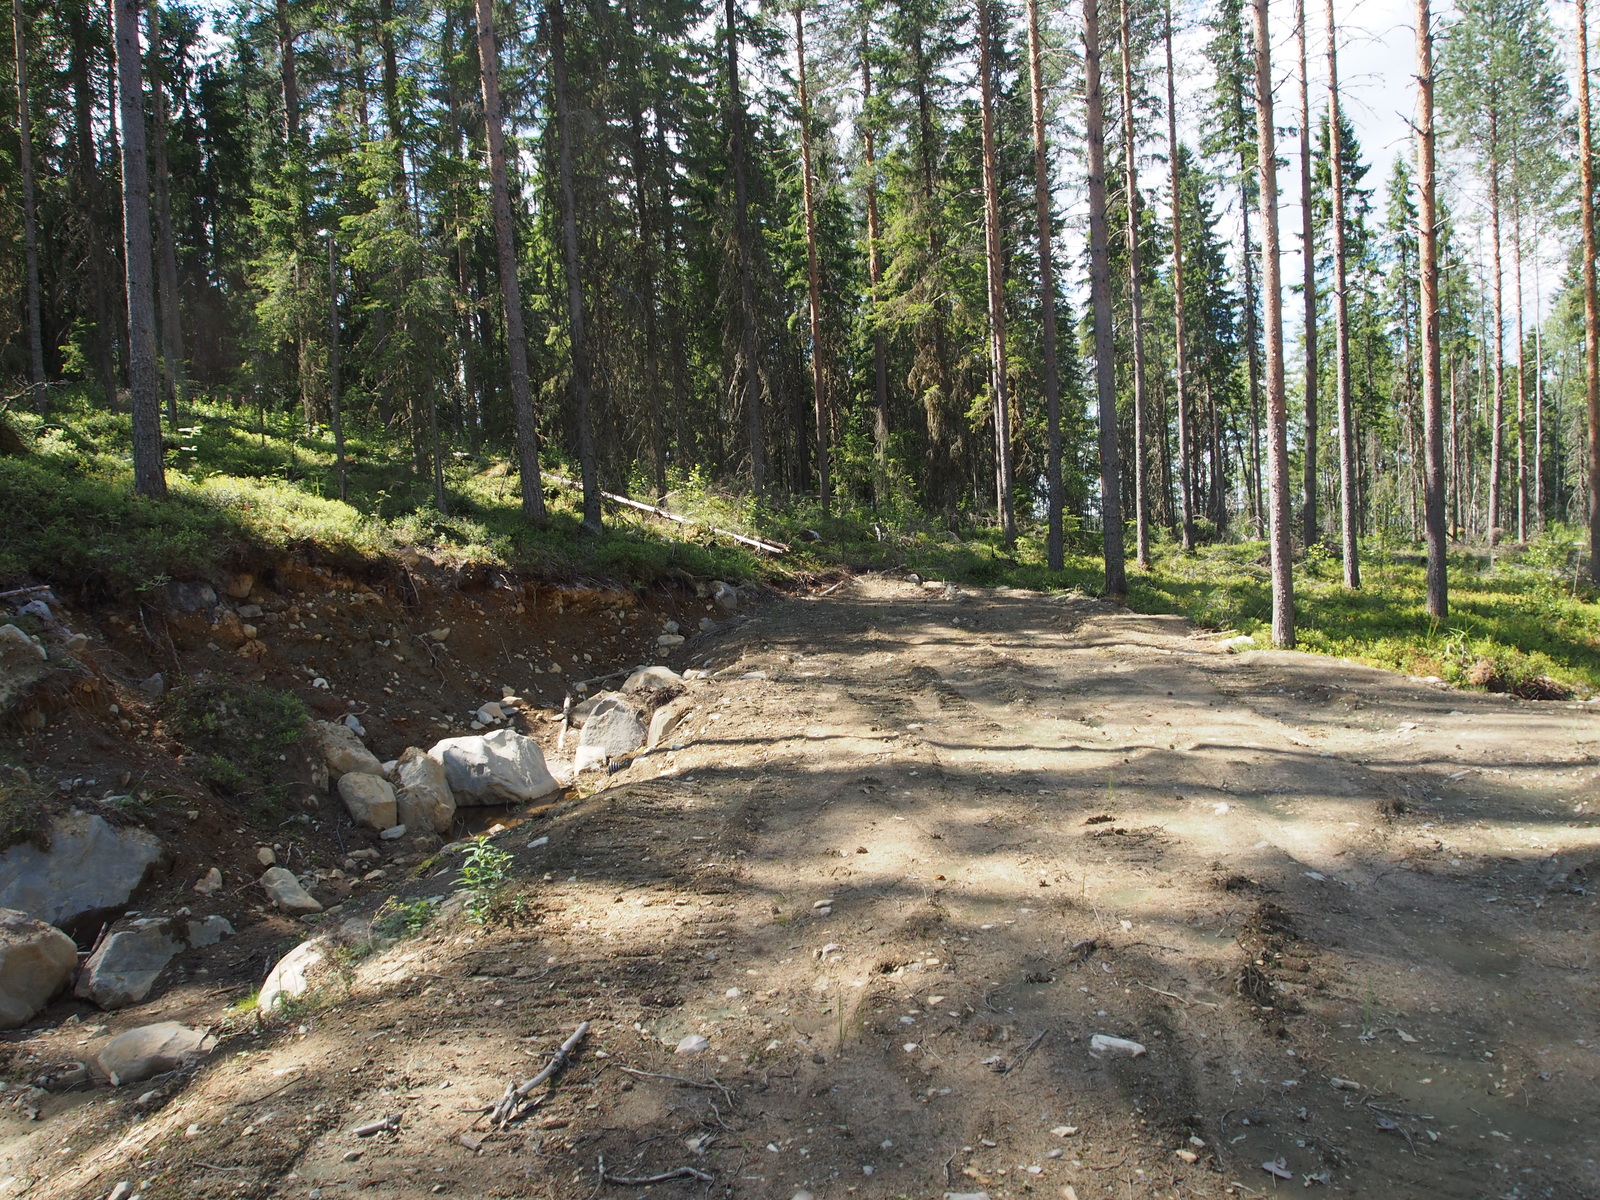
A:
490,1021,590,1127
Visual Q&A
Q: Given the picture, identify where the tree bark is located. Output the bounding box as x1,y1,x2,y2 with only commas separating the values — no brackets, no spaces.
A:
861,27,890,505
550,0,602,532
1118,0,1149,568
275,0,298,144
1326,0,1359,587
113,0,166,499
328,233,347,502
1026,0,1065,569
474,0,546,524
626,92,667,500
1255,0,1294,646
1486,113,1506,552
1512,189,1527,542
977,0,1016,545
725,0,764,495
1295,0,1317,546
1084,0,1126,600
795,3,829,511
1417,0,1446,618
1581,0,1600,581
1164,0,1192,552
13,0,45,415
147,0,187,429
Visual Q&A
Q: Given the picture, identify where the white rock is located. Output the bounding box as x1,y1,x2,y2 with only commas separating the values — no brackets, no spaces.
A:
0,908,78,1028
656,634,685,648
74,915,233,1009
662,620,680,634
475,702,505,725
256,847,277,866
95,1021,215,1085
0,624,51,713
343,714,366,738
711,581,738,616
312,720,384,781
575,694,646,772
647,697,695,750
675,1034,710,1055
192,867,222,896
258,937,329,1013
260,868,322,914
0,812,167,933
394,747,456,834
428,730,560,806
623,665,684,693
1089,1033,1147,1058
337,773,398,830
379,824,408,840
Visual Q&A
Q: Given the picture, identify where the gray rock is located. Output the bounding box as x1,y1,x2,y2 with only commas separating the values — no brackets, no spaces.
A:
575,695,646,772
139,672,165,699
0,812,167,935
164,581,218,613
312,720,384,782
427,730,559,806
711,581,739,616
394,748,455,834
337,773,398,830
260,867,323,914
74,915,234,1009
623,665,684,693
0,624,51,713
656,633,685,648
258,937,329,1013
192,867,222,895
0,908,79,1029
647,696,695,750
95,1021,215,1085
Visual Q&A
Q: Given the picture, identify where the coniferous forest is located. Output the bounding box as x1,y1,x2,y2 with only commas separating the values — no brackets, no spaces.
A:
3,0,1599,648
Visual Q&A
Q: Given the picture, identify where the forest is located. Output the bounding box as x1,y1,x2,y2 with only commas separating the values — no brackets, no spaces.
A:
2,0,1598,651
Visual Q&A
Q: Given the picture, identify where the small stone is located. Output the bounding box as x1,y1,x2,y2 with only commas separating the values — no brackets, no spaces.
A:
379,824,408,841
428,627,451,642
257,847,277,866
260,867,322,914
139,673,165,699
657,633,685,647
193,867,222,895
675,1034,710,1056
343,714,366,738
1088,1033,1146,1058
1175,1149,1198,1164
662,620,680,634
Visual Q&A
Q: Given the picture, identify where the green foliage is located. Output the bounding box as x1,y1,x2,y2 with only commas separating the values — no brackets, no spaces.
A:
459,835,514,925
0,765,51,853
165,681,308,811
373,895,437,939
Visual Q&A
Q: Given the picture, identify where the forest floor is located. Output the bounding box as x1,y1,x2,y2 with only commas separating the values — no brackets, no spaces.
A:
4,573,1597,1200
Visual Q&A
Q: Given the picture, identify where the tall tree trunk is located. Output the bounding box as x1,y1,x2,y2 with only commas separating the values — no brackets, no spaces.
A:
725,0,764,495
977,0,1016,544
275,0,298,143
626,95,667,500
862,27,890,504
328,233,347,502
795,3,829,511
1084,0,1127,600
12,0,45,415
1417,0,1446,618
1581,0,1600,581
1118,0,1149,568
147,0,187,429
1512,190,1527,542
113,0,166,499
1296,0,1317,546
1164,0,1192,552
1255,0,1294,646
1326,0,1359,587
474,0,546,524
550,0,602,532
1026,0,1065,569
1487,114,1506,553
1240,190,1263,532
1533,250,1544,526
67,8,119,406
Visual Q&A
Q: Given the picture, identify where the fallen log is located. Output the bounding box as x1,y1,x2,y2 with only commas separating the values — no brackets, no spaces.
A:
543,475,788,555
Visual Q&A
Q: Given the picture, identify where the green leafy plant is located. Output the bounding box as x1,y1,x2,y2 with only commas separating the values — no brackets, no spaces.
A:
373,896,436,939
459,836,513,925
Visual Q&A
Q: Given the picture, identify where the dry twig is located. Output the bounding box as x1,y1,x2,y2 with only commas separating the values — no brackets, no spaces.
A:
489,1021,590,1128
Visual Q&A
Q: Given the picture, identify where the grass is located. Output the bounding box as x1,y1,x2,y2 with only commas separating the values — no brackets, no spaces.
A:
163,681,309,816
2,391,1593,698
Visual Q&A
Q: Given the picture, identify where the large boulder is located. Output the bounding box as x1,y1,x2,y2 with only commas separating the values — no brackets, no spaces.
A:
0,908,78,1029
337,773,398,830
427,730,560,806
711,581,739,616
310,720,384,782
0,624,51,714
394,748,455,834
647,696,696,750
260,867,322,915
74,914,232,1010
257,936,328,1014
623,665,684,694
95,1021,215,1085
0,813,167,937
574,694,646,772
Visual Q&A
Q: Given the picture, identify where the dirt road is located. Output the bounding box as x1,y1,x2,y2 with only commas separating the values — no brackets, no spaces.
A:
11,576,1600,1199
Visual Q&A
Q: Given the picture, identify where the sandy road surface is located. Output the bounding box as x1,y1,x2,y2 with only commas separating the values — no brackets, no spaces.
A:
9,575,1599,1200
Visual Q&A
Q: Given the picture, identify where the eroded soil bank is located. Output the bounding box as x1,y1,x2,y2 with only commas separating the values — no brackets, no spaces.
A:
4,574,1598,1200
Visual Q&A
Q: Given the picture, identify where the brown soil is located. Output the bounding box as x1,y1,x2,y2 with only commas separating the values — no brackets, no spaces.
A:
3,574,1598,1200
